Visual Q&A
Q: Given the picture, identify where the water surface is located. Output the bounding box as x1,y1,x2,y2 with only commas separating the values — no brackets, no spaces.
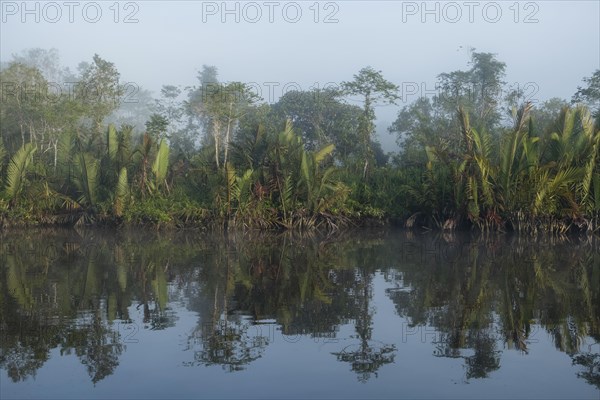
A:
1,228,599,399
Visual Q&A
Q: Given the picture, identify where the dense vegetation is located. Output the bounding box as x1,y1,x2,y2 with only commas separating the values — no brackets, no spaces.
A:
1,49,599,233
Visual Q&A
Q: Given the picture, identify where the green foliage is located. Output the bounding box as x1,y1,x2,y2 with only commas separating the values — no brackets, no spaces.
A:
78,54,123,129
145,114,169,140
107,124,118,162
114,167,129,217
123,197,173,224
122,195,209,226
4,143,37,202
572,69,600,120
593,173,600,212
342,66,399,178
74,152,99,208
0,138,6,175
152,139,170,190
300,143,338,213
0,49,598,232
393,100,600,232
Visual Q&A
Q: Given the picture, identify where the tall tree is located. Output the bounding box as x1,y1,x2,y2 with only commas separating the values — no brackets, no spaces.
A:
342,67,398,178
10,48,67,83
77,54,123,134
389,97,453,165
106,86,155,132
155,85,184,133
0,63,49,151
437,51,506,131
185,65,219,138
271,88,363,164
185,65,220,163
468,52,506,126
572,69,600,121
192,80,259,168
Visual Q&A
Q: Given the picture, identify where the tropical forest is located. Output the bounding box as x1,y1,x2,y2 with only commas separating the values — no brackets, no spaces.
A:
1,48,599,234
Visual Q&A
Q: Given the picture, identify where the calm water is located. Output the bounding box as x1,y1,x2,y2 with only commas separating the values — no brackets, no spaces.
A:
1,228,599,399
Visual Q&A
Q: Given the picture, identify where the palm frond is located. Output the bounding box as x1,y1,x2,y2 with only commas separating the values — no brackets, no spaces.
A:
314,143,335,164
74,152,99,208
114,167,129,216
593,173,600,212
534,167,581,215
300,151,312,196
458,106,473,152
4,142,36,201
152,139,170,188
107,124,118,162
513,102,533,133
281,173,294,214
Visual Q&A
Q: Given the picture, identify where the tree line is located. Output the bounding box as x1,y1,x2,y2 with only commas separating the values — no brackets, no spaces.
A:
1,48,599,232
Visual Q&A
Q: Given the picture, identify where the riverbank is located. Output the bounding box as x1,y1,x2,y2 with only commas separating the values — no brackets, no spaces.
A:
2,204,598,236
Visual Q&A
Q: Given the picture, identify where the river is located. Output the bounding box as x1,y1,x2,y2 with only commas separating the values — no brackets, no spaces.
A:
1,228,598,399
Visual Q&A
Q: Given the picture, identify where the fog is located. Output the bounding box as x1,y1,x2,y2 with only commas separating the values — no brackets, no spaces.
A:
1,0,598,150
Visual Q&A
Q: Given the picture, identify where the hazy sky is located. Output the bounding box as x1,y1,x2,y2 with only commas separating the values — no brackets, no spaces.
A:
1,0,599,147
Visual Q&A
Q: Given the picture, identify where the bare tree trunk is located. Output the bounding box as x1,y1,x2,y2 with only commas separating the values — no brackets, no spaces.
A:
53,139,58,171
213,119,221,169
29,122,34,145
141,159,147,198
20,124,25,147
224,102,233,166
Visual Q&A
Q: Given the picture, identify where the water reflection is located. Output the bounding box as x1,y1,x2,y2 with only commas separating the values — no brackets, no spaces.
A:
384,233,600,386
332,268,396,383
0,228,598,392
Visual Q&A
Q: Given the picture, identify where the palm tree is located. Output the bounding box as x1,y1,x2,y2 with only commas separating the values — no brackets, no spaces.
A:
3,142,37,204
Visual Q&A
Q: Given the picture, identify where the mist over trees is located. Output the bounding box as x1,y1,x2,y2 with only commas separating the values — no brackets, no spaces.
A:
0,48,598,233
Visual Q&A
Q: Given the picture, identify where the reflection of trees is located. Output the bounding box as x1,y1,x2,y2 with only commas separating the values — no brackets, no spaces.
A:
61,315,123,384
462,332,500,379
572,352,600,389
189,319,268,372
3,229,387,381
430,243,500,379
0,228,196,383
1,228,598,388
230,234,355,336
185,240,269,371
180,231,397,378
332,243,397,382
432,329,500,380
184,233,359,371
333,269,396,382
385,232,600,384
1,341,47,382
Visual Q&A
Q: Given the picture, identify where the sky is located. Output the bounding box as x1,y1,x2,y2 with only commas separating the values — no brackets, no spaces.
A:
1,0,599,149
